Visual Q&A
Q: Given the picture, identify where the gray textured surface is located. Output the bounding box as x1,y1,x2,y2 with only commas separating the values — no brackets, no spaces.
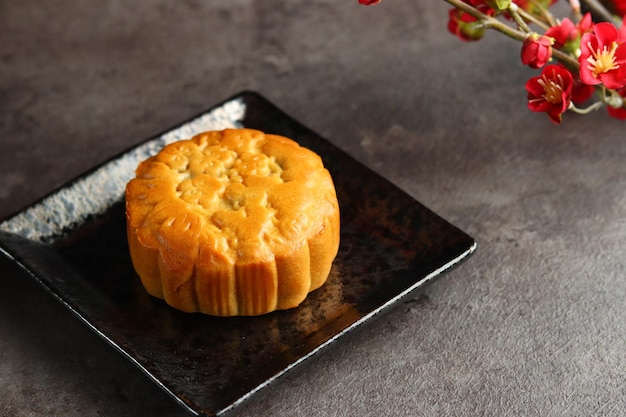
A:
1,1,625,416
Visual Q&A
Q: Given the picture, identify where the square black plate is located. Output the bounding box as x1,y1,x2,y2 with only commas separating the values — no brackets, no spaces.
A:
0,91,476,417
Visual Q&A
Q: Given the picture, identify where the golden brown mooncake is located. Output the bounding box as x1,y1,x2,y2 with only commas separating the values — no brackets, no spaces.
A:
125,128,340,316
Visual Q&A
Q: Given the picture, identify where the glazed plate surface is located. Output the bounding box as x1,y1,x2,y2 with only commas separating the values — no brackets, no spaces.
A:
0,92,476,417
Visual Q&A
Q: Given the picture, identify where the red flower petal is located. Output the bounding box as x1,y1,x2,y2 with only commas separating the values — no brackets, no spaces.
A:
545,18,576,49
594,22,620,48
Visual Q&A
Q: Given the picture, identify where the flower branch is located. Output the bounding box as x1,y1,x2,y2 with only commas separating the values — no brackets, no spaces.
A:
443,0,529,41
358,0,626,123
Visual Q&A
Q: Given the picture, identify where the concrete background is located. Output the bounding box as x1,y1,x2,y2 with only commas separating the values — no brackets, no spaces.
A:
1,1,625,416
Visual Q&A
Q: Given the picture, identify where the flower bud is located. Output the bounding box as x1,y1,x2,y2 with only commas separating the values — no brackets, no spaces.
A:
521,34,554,68
448,8,485,42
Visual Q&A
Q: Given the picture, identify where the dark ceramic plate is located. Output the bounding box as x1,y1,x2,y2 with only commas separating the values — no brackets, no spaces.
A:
0,91,476,417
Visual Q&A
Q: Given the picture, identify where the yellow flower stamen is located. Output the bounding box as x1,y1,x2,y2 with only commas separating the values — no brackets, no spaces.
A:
586,41,620,78
536,73,564,104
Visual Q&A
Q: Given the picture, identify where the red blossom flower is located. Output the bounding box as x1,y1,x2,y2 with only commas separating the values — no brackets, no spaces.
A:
358,0,381,5
526,64,574,124
579,22,626,89
544,14,592,52
521,34,554,68
545,18,577,49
